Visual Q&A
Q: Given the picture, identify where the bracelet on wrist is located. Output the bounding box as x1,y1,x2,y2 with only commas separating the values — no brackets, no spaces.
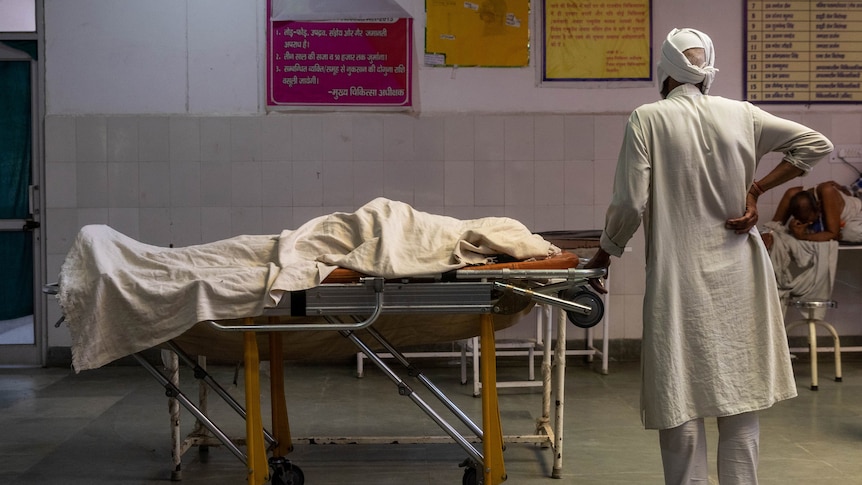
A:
749,180,765,198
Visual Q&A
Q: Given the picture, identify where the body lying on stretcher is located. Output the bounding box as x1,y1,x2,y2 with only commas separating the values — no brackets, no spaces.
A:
49,197,607,485
55,197,603,371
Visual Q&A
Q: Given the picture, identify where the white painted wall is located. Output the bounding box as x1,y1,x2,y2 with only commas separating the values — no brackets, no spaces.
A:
44,0,746,115
45,0,263,114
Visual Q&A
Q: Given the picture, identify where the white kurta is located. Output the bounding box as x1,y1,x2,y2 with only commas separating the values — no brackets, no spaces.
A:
600,84,833,430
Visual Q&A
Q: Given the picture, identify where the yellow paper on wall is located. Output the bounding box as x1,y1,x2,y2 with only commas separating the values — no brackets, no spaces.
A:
425,0,530,67
544,0,651,80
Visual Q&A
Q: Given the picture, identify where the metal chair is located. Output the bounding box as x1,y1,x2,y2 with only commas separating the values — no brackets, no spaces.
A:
786,300,842,391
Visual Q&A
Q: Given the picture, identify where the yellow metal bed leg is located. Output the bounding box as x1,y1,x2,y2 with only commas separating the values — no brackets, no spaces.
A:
480,314,507,485
243,320,269,485
268,330,293,457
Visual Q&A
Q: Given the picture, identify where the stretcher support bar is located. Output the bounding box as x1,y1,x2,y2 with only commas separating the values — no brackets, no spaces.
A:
132,353,248,464
492,281,593,315
361,325,484,439
342,329,485,466
166,341,277,446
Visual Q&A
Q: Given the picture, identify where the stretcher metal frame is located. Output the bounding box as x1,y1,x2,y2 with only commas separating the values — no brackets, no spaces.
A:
48,264,605,485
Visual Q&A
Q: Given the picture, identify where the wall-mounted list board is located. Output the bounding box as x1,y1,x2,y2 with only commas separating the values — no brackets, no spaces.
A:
745,1,862,103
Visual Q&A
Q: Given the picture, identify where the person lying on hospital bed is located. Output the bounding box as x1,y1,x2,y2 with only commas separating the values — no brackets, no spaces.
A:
762,180,862,251
759,180,862,318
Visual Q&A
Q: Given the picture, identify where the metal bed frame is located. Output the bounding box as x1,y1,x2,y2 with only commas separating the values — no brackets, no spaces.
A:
47,263,605,485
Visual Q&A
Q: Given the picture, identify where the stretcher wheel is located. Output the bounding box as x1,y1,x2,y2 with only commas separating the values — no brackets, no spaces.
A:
561,289,604,328
461,466,479,485
270,457,304,485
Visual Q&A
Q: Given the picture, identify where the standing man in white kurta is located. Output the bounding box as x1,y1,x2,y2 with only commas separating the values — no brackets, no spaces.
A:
584,28,833,484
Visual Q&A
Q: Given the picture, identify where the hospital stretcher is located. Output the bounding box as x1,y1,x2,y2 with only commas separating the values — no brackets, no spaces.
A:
47,251,605,485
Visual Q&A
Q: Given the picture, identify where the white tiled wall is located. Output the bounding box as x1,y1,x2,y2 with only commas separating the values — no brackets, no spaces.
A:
47,113,622,237
44,112,862,350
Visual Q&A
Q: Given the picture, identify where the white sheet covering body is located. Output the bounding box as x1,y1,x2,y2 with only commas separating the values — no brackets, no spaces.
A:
600,84,833,430
59,198,559,372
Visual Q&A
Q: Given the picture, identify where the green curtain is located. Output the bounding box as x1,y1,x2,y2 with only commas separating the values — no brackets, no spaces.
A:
1,40,38,60
0,60,33,320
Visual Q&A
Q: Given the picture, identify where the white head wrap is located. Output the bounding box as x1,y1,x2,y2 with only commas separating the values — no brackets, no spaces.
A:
656,28,719,94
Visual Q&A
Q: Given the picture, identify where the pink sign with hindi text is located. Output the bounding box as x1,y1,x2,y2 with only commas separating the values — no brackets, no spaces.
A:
267,18,412,107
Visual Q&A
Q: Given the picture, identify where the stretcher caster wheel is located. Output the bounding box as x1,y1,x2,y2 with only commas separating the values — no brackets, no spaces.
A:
269,457,304,485
459,458,482,485
561,289,604,328
461,466,479,485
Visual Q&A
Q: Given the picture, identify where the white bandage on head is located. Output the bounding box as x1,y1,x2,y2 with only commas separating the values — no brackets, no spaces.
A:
656,28,719,94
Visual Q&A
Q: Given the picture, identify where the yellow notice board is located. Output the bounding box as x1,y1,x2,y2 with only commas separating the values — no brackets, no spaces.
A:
425,0,530,67
543,0,652,81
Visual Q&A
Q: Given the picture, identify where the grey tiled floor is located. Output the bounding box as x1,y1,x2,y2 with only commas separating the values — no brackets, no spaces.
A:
1,353,862,484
